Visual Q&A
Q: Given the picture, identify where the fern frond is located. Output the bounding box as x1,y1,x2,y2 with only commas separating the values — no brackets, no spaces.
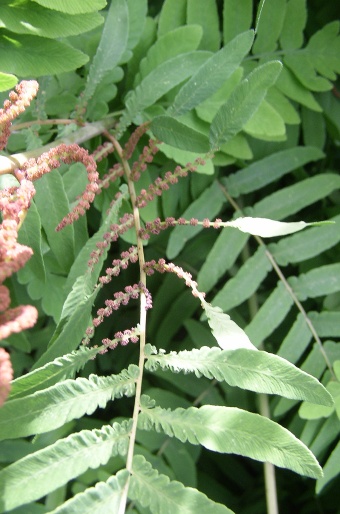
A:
0,365,138,440
145,345,333,405
138,397,323,479
9,346,100,400
48,470,130,514
129,454,234,514
0,421,131,513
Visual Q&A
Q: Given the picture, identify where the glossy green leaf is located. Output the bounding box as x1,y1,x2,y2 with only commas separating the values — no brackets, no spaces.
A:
151,116,210,152
168,30,254,118
138,399,323,478
130,455,234,514
223,0,252,44
83,0,129,102
31,0,106,14
0,71,17,92
0,32,88,77
209,61,282,150
0,1,103,38
167,181,225,259
146,345,333,405
203,302,256,350
0,366,138,440
0,422,130,513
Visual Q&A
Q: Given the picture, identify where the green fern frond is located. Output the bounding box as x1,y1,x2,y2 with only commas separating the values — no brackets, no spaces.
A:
129,454,234,514
145,345,333,405
0,421,131,513
138,397,323,478
0,366,138,440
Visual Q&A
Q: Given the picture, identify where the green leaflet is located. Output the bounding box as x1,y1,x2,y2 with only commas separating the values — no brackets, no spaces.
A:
158,143,214,174
0,366,138,440
0,1,103,38
31,0,106,14
224,146,324,197
0,422,130,513
253,0,287,53
245,281,294,347
197,229,249,293
145,345,333,405
138,397,323,479
280,0,307,50
274,341,340,417
167,180,225,259
118,50,210,134
168,30,254,118
187,0,220,51
284,21,340,92
253,173,340,219
17,200,46,284
135,25,203,86
0,71,17,92
126,0,147,51
0,32,88,77
203,302,256,351
34,170,75,272
290,263,340,300
316,440,340,494
243,100,286,140
209,61,282,150
130,455,234,514
83,0,129,102
276,66,322,111
151,116,210,152
9,346,100,400
32,275,98,368
269,213,340,266
223,0,253,44
48,470,129,514
212,246,272,312
157,0,187,37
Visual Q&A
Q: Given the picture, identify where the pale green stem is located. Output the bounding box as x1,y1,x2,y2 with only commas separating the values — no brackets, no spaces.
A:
242,242,280,514
104,131,147,514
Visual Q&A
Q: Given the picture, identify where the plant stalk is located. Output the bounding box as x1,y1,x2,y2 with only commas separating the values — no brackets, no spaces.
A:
104,131,147,514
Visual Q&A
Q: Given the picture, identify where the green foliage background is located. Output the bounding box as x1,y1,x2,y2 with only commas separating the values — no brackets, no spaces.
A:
0,0,339,513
